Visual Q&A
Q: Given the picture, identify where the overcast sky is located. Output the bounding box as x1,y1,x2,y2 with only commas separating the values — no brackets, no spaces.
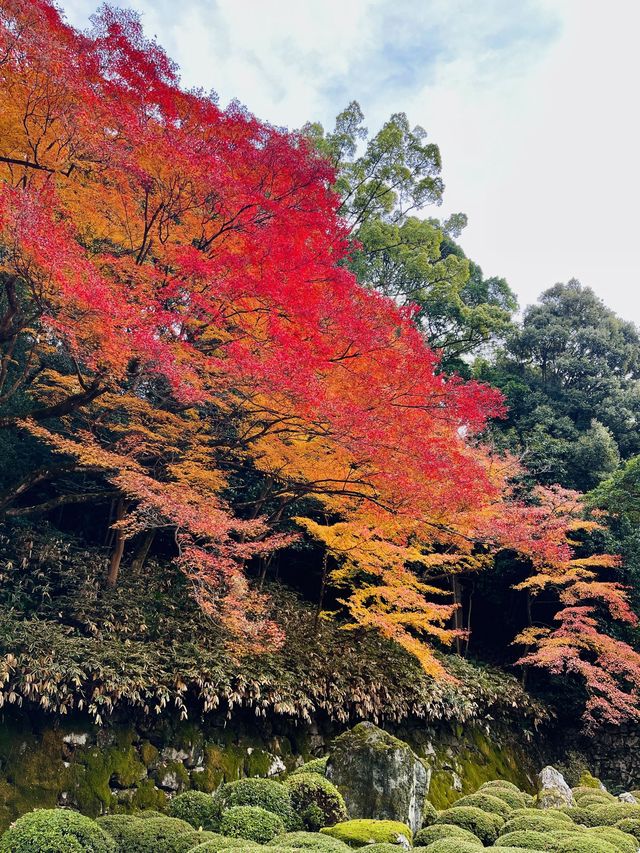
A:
63,0,640,324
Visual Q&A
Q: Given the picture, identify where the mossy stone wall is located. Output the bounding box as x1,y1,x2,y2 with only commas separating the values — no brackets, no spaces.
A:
0,711,541,830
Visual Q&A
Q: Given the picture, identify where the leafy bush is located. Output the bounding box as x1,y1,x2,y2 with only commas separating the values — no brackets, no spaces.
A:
97,814,200,852
414,824,480,846
320,819,412,847
479,780,523,793
563,807,602,827
188,838,262,853
495,830,563,849
585,827,638,853
510,807,573,824
284,772,347,829
290,758,328,777
169,791,219,830
453,792,513,818
420,841,483,853
420,801,438,828
0,809,115,853
477,784,529,809
434,806,502,845
266,831,349,851
576,793,617,808
554,838,620,853
214,778,298,830
593,804,640,826
614,818,640,840
500,811,574,835
219,806,285,843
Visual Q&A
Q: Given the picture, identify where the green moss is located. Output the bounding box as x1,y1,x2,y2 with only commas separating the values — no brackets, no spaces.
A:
321,819,412,848
245,749,274,778
614,819,640,841
579,772,605,790
139,742,158,767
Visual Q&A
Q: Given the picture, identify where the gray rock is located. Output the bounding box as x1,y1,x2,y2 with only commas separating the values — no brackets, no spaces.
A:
536,766,575,808
619,792,638,804
326,722,428,832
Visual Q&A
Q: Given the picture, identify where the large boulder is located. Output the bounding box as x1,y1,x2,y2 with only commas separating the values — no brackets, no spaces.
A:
326,722,428,832
536,766,575,808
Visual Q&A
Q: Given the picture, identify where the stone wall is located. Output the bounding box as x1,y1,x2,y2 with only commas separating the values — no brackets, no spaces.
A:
0,708,543,830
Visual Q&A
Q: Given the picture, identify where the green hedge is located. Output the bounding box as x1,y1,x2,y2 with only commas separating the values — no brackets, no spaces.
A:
219,806,285,844
0,809,115,853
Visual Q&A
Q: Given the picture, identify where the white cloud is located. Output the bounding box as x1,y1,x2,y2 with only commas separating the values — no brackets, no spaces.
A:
61,0,640,323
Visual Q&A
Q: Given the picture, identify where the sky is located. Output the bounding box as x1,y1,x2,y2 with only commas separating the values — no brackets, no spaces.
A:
62,0,640,323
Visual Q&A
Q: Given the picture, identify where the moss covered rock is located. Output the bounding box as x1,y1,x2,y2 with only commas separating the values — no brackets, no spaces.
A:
326,724,427,832
321,818,412,847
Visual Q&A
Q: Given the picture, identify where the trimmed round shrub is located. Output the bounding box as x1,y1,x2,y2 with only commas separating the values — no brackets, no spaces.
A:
421,841,483,853
97,814,201,853
188,839,263,853
189,846,262,853
320,819,412,847
219,806,285,844
615,818,640,840
495,830,563,849
573,786,615,801
501,812,574,836
0,809,116,853
136,810,167,820
169,791,219,830
214,779,299,830
290,758,329,777
284,773,347,830
594,804,640,826
555,838,620,853
480,780,524,793
414,824,480,846
267,831,349,851
510,808,574,824
453,792,513,818
562,807,602,827
351,846,404,853
576,793,618,808
478,785,529,810
585,827,638,853
421,801,438,828
434,806,502,845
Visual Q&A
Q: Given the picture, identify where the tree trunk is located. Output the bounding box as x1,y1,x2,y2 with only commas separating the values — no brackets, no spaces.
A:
106,498,126,588
452,575,464,655
131,529,155,573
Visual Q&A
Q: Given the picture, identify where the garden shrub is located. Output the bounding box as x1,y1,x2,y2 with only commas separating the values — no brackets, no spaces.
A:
562,807,602,827
284,772,347,829
584,827,638,853
267,831,349,851
420,801,438,827
593,804,640,826
614,818,640,840
219,806,285,843
320,819,412,847
290,758,328,777
414,824,480,846
477,785,529,809
188,839,262,853
0,809,115,853
420,841,483,853
136,810,168,819
97,814,199,852
169,791,219,830
495,829,563,849
452,792,513,818
435,806,502,845
576,794,617,808
510,807,573,824
555,838,620,853
480,780,523,792
214,779,299,830
500,811,574,835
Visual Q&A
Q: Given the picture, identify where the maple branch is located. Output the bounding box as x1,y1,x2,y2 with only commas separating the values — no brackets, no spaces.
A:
5,489,119,516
